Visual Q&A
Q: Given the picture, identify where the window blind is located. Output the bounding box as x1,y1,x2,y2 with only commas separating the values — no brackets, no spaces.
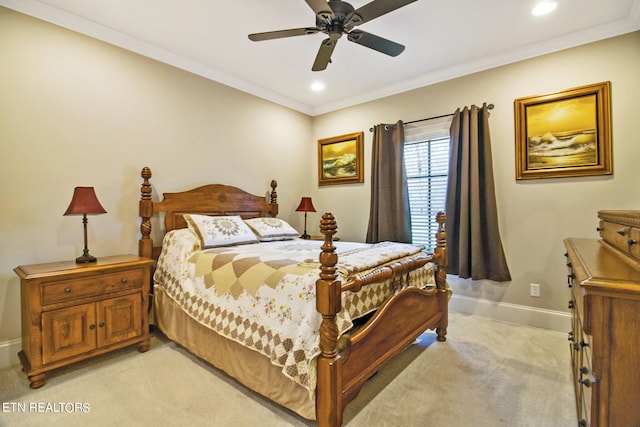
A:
404,119,451,252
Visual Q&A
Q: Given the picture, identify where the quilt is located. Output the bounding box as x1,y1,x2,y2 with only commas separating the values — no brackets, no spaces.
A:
153,228,435,395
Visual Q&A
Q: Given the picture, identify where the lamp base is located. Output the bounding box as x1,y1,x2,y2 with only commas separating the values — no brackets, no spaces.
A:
75,254,97,263
300,233,311,240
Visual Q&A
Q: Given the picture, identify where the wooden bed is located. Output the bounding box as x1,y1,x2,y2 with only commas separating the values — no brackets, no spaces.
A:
138,166,448,427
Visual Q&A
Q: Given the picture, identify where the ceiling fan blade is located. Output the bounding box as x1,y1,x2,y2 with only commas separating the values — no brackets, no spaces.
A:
248,27,319,41
349,0,418,26
305,0,334,21
312,38,337,71
347,30,405,56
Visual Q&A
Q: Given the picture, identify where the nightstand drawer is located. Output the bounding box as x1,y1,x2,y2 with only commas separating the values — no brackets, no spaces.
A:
41,269,144,306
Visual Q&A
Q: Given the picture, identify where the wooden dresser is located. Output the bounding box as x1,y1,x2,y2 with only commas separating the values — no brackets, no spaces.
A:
564,210,640,427
15,254,154,388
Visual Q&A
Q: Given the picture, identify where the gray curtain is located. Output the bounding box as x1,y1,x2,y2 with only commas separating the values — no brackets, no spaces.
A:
366,121,411,243
446,104,511,281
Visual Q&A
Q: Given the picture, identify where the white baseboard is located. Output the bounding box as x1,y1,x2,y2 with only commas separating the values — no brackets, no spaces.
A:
449,294,572,333
0,338,21,370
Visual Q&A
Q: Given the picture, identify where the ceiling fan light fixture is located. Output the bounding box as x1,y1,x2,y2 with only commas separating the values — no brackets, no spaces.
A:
532,2,557,16
248,0,417,71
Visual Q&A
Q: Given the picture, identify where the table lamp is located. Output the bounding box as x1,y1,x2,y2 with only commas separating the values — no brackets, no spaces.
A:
295,197,316,239
64,186,107,263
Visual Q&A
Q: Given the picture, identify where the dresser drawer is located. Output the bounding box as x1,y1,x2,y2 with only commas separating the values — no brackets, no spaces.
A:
630,227,640,260
580,345,594,427
598,220,632,253
570,276,586,319
579,388,591,427
41,269,144,306
598,210,640,262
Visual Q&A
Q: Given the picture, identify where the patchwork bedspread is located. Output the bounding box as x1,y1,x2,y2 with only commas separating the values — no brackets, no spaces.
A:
153,228,435,394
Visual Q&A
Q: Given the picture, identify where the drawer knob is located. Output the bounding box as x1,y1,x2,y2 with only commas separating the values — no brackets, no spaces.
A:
579,378,591,388
121,278,128,283
99,322,105,328
596,227,602,232
89,324,96,330
629,238,638,246
568,300,574,309
579,419,587,426
568,332,574,342
618,228,626,236
580,366,589,375
64,287,71,293
580,340,589,348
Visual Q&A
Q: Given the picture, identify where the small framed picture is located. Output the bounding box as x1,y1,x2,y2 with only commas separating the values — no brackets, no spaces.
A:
317,132,364,186
514,81,612,180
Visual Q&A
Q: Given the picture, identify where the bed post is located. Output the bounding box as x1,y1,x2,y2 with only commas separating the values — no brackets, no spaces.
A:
139,167,154,259
435,211,448,342
316,213,343,427
269,179,278,217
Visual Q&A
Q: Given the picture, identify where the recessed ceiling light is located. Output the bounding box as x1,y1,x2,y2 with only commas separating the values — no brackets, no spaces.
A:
310,82,325,92
532,2,557,16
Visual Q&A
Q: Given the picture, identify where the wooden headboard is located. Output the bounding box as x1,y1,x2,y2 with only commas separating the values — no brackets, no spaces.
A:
138,166,278,259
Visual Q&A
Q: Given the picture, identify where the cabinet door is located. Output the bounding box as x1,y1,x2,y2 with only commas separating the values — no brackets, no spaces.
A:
97,294,142,348
42,303,96,364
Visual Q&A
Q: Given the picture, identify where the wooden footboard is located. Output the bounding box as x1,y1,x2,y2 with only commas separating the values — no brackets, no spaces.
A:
316,212,448,427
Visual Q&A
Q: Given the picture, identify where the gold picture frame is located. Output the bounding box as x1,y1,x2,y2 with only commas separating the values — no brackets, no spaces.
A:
318,131,364,186
514,81,612,180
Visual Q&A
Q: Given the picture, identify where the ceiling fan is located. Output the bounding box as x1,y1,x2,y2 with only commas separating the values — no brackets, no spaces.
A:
248,0,418,71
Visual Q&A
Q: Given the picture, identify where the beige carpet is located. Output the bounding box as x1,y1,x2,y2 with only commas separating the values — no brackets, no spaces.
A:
0,312,576,426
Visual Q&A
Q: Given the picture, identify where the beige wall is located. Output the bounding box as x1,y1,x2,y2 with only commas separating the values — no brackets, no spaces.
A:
0,8,312,356
1,5,638,365
310,31,640,326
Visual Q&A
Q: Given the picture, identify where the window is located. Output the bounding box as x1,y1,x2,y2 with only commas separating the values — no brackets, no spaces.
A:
404,119,451,252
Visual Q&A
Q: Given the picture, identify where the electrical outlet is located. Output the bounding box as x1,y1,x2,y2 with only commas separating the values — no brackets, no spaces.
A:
530,283,541,297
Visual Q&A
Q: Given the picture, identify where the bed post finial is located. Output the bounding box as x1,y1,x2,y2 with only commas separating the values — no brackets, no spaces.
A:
318,212,338,297
269,180,278,217
316,212,343,427
139,167,153,259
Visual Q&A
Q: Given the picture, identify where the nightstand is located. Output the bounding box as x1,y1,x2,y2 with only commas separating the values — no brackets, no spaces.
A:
14,254,154,388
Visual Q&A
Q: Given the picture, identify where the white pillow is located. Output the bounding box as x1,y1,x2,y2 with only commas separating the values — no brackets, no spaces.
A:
183,214,259,248
244,217,299,241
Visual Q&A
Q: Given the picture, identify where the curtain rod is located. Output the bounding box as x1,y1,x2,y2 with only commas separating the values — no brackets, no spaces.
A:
369,103,494,132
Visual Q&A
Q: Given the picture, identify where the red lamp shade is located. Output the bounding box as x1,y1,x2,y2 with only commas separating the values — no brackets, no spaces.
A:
295,197,315,239
295,197,316,213
64,187,107,216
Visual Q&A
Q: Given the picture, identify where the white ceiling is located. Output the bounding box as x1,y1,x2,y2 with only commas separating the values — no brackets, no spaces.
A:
3,0,639,115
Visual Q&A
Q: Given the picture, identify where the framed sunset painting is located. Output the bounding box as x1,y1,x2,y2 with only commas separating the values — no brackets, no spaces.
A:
514,81,612,180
